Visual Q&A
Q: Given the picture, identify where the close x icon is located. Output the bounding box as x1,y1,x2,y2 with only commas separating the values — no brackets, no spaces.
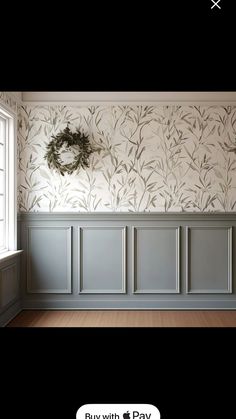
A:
211,0,221,9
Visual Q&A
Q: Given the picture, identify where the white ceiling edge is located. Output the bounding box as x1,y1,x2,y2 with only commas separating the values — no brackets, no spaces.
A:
22,91,236,104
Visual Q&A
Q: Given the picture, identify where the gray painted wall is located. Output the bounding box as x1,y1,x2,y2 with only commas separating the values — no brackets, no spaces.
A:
0,255,21,326
186,226,232,294
133,226,180,294
18,212,236,309
27,226,72,293
79,227,126,294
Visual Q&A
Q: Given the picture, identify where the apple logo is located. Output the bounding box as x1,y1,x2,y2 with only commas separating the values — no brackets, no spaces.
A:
123,412,130,419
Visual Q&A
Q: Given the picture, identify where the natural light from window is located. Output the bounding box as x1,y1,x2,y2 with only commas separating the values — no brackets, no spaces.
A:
0,106,16,253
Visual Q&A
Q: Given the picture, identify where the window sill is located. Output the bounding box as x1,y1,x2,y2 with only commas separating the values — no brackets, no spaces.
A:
0,250,23,263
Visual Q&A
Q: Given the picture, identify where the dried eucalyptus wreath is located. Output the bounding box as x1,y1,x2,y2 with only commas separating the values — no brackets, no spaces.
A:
44,124,94,176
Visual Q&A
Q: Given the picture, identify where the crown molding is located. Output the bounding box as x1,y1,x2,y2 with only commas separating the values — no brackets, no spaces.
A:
21,91,236,104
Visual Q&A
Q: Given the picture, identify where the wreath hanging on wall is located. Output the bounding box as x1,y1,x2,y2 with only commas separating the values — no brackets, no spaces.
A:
44,123,94,176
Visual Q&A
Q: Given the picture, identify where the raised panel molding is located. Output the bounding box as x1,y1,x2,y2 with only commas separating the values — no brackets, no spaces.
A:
186,226,232,294
78,226,126,294
26,226,72,294
132,226,180,294
0,263,18,309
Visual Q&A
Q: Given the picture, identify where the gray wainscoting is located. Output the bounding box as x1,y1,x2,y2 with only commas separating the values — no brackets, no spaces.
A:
18,212,236,309
0,263,18,307
186,226,232,294
26,226,72,294
133,226,180,294
79,227,126,294
0,254,22,326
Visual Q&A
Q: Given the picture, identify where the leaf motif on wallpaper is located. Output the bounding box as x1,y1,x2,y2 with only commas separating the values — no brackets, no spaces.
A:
213,168,223,179
224,144,236,153
39,168,51,180
17,104,236,212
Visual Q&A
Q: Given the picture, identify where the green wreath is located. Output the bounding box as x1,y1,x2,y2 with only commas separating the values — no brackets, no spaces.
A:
44,124,94,176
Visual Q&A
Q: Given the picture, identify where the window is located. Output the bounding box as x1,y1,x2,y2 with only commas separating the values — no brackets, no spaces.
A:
0,106,16,253
0,113,7,250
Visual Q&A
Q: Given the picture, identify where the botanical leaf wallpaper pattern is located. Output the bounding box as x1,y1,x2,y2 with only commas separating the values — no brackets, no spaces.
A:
17,105,236,212
0,91,18,114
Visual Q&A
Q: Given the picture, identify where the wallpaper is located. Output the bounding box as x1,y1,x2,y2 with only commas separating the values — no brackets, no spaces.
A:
0,92,18,114
17,105,236,212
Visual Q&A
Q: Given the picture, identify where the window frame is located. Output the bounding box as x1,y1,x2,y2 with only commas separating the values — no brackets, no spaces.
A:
0,112,7,251
0,104,17,253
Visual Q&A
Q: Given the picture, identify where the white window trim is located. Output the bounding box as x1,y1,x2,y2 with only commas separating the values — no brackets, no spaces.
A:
0,104,17,253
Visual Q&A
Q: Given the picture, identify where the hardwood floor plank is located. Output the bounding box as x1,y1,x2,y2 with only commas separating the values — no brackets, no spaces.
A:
6,310,236,327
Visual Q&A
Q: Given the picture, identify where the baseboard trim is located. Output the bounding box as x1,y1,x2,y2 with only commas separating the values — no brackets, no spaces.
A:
21,300,236,310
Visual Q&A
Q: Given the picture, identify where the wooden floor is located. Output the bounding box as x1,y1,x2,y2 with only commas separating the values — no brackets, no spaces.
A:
6,310,236,327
